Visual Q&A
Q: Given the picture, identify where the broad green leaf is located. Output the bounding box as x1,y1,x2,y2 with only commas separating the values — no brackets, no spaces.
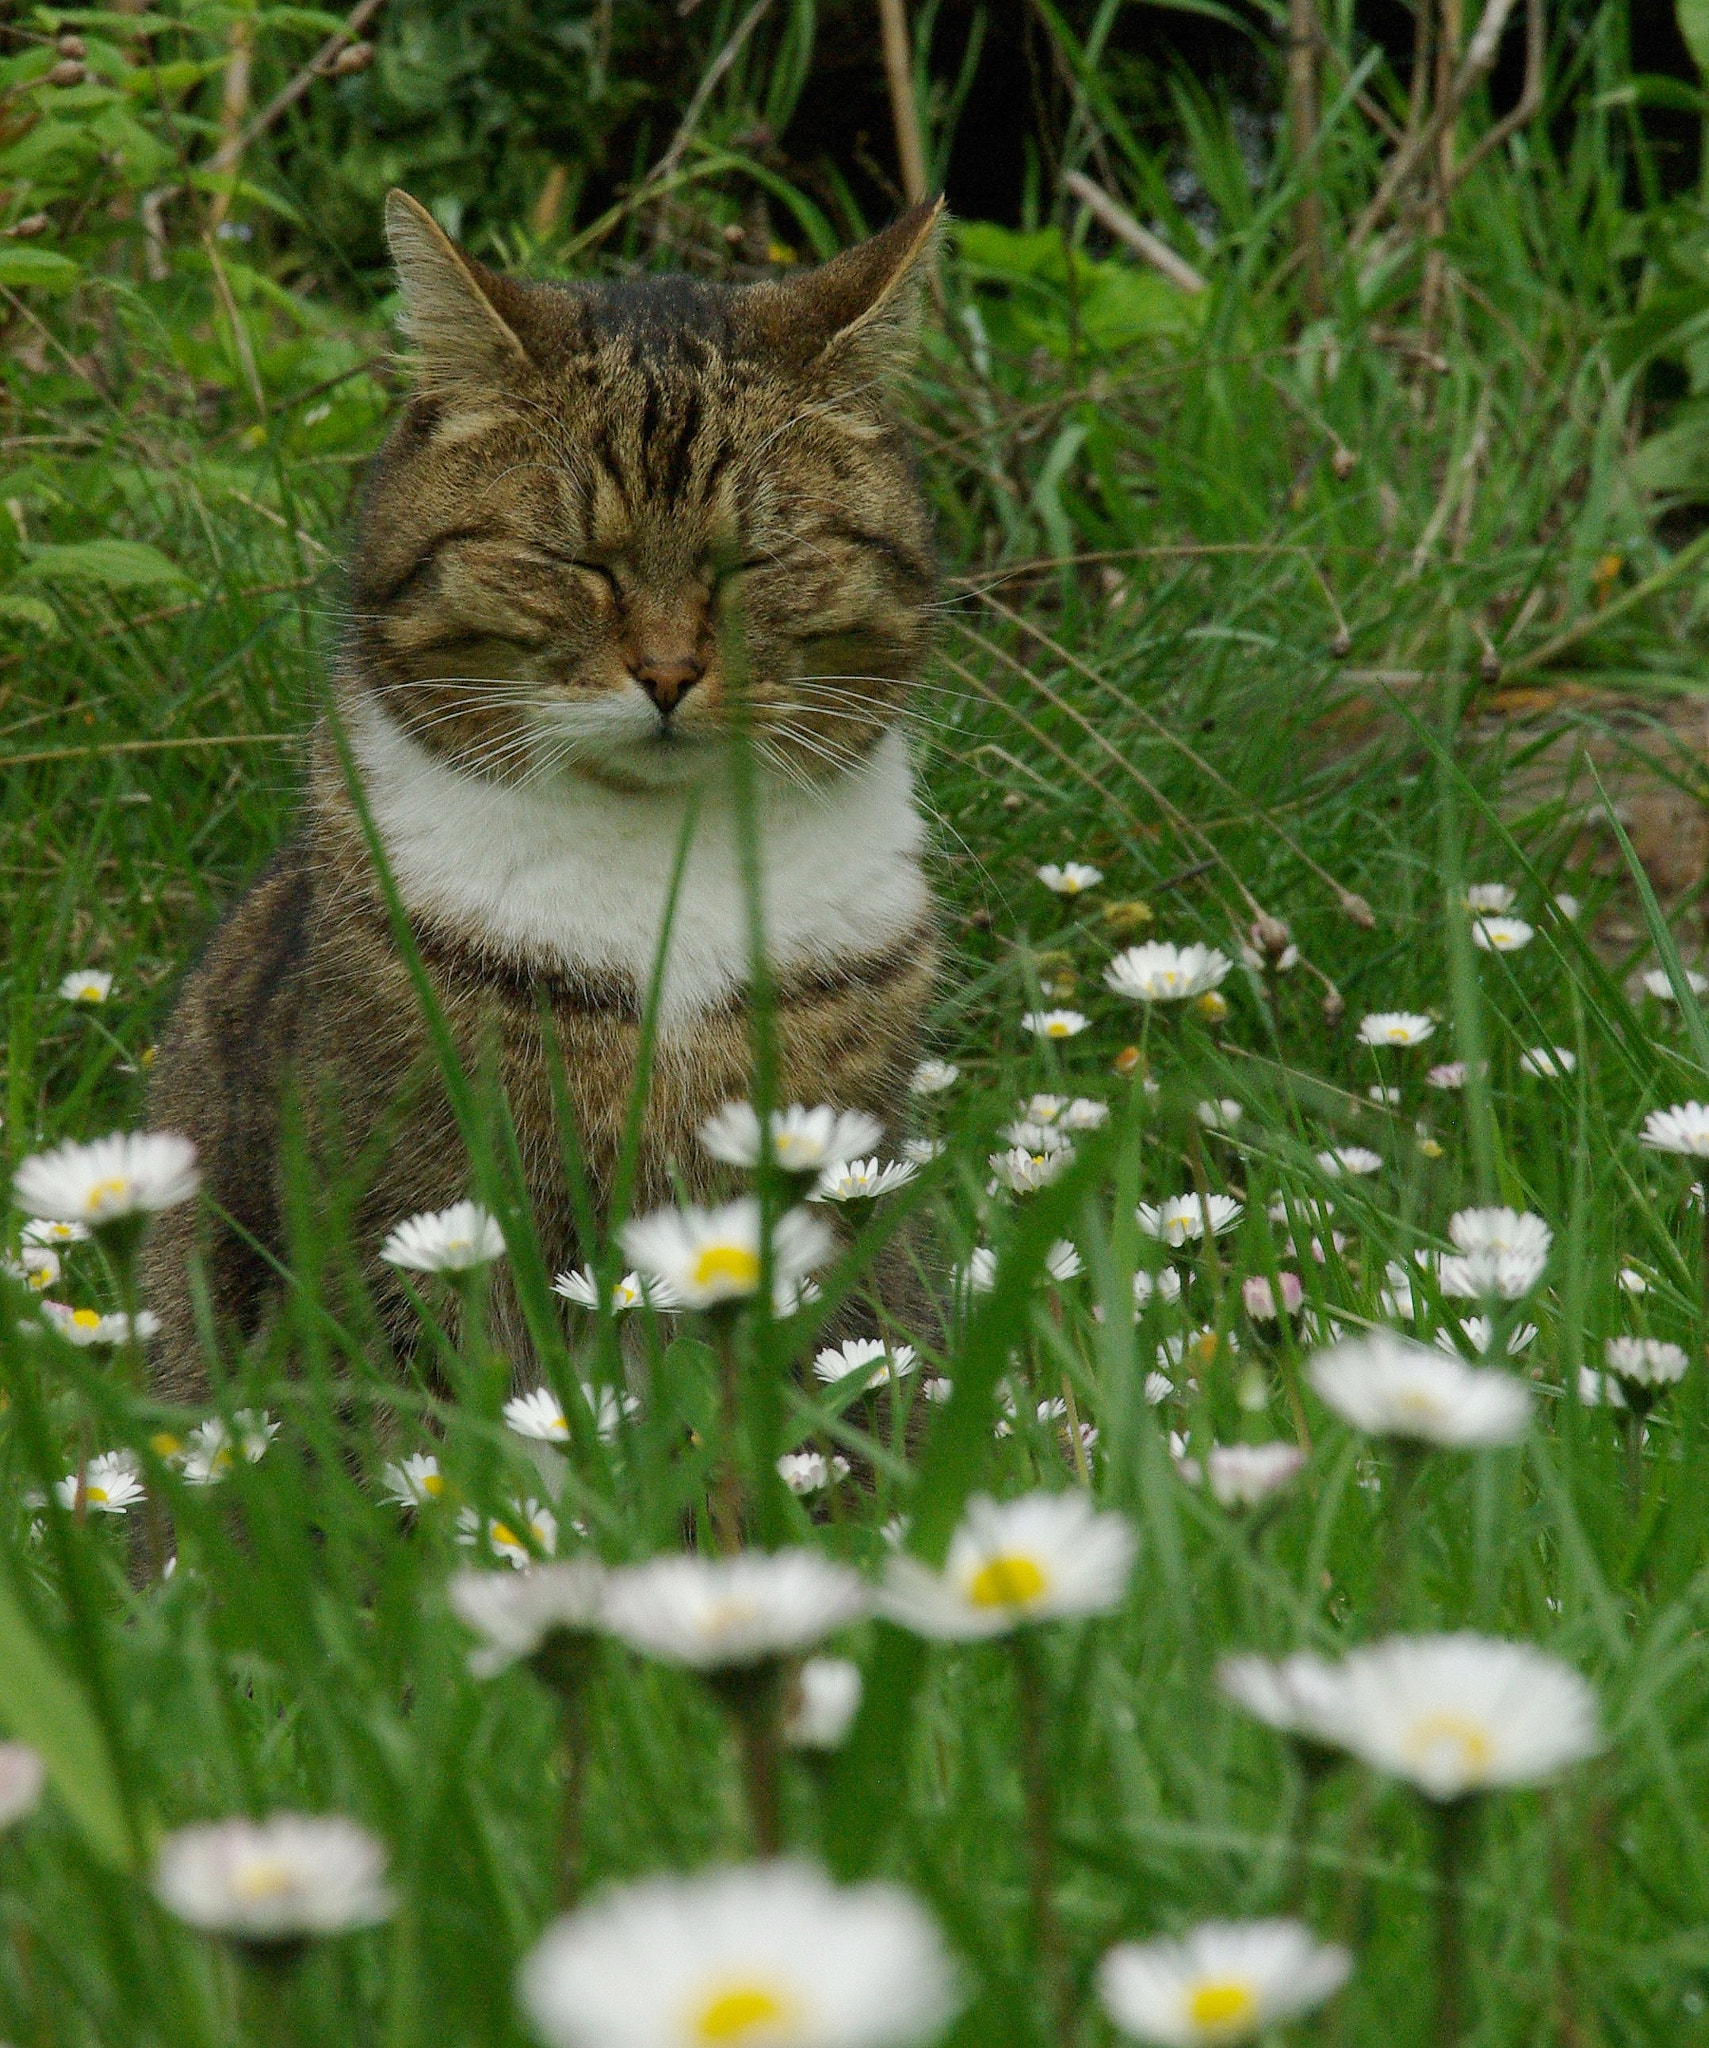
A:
0,1571,132,1869
0,590,61,635
0,246,80,293
1680,0,1709,79
19,538,193,593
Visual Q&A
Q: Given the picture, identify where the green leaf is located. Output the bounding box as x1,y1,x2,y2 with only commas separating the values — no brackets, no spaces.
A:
1680,0,1709,79
0,590,61,635
0,1570,132,1869
0,246,80,293
18,538,193,593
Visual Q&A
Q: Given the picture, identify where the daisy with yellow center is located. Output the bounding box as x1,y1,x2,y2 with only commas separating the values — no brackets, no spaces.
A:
54,1450,145,1514
57,969,113,1004
154,1812,394,1941
1020,1008,1089,1040
599,1551,868,1671
380,1452,446,1509
1098,1919,1351,2045
379,1199,505,1273
621,1199,831,1313
517,1861,960,2048
13,1130,198,1229
879,1490,1135,1640
1105,941,1232,1004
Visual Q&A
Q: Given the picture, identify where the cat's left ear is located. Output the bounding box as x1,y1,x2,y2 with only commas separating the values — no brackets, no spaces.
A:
747,197,944,384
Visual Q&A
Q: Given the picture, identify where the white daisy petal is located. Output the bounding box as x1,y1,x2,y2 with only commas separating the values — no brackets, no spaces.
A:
1307,1332,1531,1447
878,1491,1134,1641
1104,942,1232,1004
1099,1917,1350,2045
14,1131,198,1225
155,1813,394,1939
600,1551,868,1669
379,1200,505,1273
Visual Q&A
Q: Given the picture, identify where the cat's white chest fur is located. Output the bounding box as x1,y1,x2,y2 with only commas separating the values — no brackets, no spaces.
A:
351,704,929,1032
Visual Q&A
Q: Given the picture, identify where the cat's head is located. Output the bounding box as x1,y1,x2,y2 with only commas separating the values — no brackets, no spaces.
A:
348,191,942,792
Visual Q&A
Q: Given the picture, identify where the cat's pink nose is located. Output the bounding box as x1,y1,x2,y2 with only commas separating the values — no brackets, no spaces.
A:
632,654,703,717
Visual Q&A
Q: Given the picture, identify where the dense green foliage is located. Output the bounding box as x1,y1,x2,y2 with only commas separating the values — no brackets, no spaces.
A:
11,2,1709,2044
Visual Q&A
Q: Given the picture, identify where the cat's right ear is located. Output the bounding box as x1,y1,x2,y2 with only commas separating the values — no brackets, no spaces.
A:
385,190,534,389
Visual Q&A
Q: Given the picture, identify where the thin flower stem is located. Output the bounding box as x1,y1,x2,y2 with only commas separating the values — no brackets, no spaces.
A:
1699,1169,1709,1339
1433,1797,1477,2047
238,1945,305,2048
712,1317,746,1554
1623,1412,1645,1520
1009,1631,1071,2047
1377,1442,1423,1631
1183,1117,1225,1320
728,1669,784,1857
556,1683,590,1907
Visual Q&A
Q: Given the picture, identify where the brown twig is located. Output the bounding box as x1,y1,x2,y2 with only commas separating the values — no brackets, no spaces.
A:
877,0,928,204
206,0,388,176
2,733,293,770
1063,170,1207,295
652,0,777,188
1286,0,1324,315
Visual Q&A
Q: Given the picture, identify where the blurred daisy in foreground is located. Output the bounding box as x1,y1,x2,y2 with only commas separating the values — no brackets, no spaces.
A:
38,1301,159,1348
622,1199,831,1312
155,1813,393,1943
814,1338,918,1392
989,1145,1070,1195
1098,1918,1350,2046
701,1102,883,1176
1640,967,1709,1002
1357,1012,1433,1048
1438,1207,1550,1299
1021,1008,1089,1040
1519,1046,1576,1079
55,1450,144,1514
22,1216,88,1247
1435,1318,1534,1359
1426,1063,1466,1091
777,1451,851,1495
879,1491,1134,1640
456,1500,557,1569
1617,1265,1649,1295
4,1245,58,1291
1197,1099,1242,1132
380,1452,446,1509
813,1157,919,1202
1132,1267,1184,1312
380,1201,504,1274
14,1130,198,1228
553,1266,676,1313
1105,941,1232,1004
182,1411,278,1485
786,1658,862,1749
1603,1337,1689,1408
1315,1146,1382,1178
1240,1273,1301,1322
1200,1443,1305,1510
447,1561,606,1678
1367,1084,1401,1107
1640,1102,1709,1158
1038,861,1103,895
1308,1333,1531,1447
0,1746,43,1832
909,1059,959,1096
1138,1193,1243,1245
600,1551,868,1671
58,969,112,1004
1465,883,1515,914
518,1860,960,2048
1471,916,1534,953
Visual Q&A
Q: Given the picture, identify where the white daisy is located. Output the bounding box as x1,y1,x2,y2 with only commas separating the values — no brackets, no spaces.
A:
1379,1260,1417,1321
1132,1267,1184,1312
878,1491,1135,1640
900,1137,945,1165
4,1245,58,1291
1315,1147,1382,1177
1641,967,1709,1001
554,1266,678,1312
777,1451,851,1495
1044,1238,1083,1283
0,1745,44,1831
55,1449,144,1514
1203,1443,1305,1509
1617,1266,1649,1294
1217,1652,1346,1738
380,1200,504,1273
1471,916,1534,953
1104,942,1233,1004
957,1247,997,1296
1240,1273,1301,1321
1098,1918,1350,2045
22,1217,88,1247
380,1452,447,1509
700,1102,885,1176
1357,1012,1434,1048
39,1301,159,1347
517,1860,959,2048
1438,1208,1550,1299
1641,1102,1709,1158
1603,1336,1689,1392
600,1551,869,1670
621,1199,831,1312
1137,1193,1244,1246
155,1813,394,1941
181,1411,278,1485
1553,893,1583,920
1197,1099,1243,1132
908,1060,959,1096
456,1500,558,1569
1038,861,1103,895
1519,1046,1576,1078
1367,1085,1401,1107
1145,1371,1174,1405
1308,1333,1531,1447
58,968,113,1004
504,1389,571,1443
446,1561,607,1677
1021,1009,1089,1039
1261,1632,1601,1801
1435,1319,1534,1359
13,1130,199,1225
785,1658,862,1749
813,1157,919,1202
1577,1366,1625,1408
1465,883,1515,914
813,1339,919,1392
988,1145,1070,1194
1426,1063,1467,1091
1001,1119,1072,1155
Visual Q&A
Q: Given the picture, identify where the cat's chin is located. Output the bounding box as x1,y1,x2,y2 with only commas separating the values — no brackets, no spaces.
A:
566,730,728,794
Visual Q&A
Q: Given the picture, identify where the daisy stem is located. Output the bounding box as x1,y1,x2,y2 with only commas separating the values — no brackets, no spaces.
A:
1008,1631,1070,2047
1432,1797,1476,2048
1699,1168,1709,1336
1377,1443,1422,1632
726,1666,784,1857
711,1317,746,1554
1060,1372,1091,1486
1183,1119,1225,1321
237,1945,305,2048
1623,1412,1645,1520
556,1680,590,1906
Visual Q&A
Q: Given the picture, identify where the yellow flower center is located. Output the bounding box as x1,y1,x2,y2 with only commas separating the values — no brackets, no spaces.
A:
83,1177,131,1215
71,1309,102,1330
1386,1027,1410,1042
420,1470,445,1497
85,1486,109,1505
694,1983,794,2044
232,1858,298,1903
150,1433,183,1458
446,1237,470,1256
1404,1711,1494,1783
1395,1389,1449,1423
968,1553,1048,1609
489,1521,520,1550
691,1245,760,1293
1187,1979,1258,2033
1045,1022,1070,1038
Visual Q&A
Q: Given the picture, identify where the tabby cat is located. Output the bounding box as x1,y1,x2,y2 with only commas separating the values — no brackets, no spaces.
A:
141,190,943,1399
